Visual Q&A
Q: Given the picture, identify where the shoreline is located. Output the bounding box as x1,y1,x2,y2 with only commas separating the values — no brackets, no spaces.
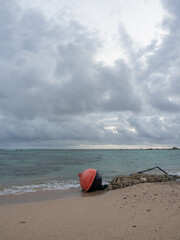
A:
1,179,180,205
0,182,180,240
0,187,107,205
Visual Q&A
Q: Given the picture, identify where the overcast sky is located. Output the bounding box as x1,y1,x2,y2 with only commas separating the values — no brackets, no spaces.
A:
0,0,180,149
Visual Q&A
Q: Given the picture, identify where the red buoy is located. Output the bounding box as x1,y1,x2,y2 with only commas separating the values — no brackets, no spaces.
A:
78,168,102,192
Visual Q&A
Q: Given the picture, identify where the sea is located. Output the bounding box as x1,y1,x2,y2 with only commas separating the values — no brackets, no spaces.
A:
0,149,180,196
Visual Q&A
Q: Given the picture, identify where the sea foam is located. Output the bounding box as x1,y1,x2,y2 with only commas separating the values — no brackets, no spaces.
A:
0,180,80,196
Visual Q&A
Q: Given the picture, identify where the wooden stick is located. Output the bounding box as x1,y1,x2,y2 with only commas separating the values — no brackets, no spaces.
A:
136,166,168,175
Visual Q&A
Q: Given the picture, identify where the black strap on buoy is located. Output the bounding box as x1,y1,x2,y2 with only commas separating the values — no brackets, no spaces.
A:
136,166,168,175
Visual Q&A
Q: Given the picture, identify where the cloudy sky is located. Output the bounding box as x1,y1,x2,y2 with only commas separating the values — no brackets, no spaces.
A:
0,0,180,149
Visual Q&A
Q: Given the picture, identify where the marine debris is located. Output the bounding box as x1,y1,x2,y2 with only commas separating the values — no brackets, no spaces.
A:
106,167,180,191
78,169,102,192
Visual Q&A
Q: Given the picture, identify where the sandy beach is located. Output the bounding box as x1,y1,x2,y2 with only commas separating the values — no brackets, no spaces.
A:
0,182,180,240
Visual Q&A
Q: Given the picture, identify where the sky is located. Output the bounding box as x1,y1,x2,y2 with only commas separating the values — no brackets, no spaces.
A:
0,0,180,149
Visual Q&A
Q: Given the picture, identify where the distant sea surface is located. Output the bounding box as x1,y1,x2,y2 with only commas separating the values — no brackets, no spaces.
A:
0,149,180,196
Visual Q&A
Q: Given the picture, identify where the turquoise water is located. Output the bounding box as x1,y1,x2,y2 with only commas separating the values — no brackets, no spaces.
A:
0,149,180,195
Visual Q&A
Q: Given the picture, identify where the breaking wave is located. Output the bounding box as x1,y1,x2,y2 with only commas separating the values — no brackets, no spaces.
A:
0,180,80,196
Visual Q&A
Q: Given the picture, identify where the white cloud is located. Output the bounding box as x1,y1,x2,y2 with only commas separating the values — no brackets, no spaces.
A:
0,0,180,148
18,0,167,65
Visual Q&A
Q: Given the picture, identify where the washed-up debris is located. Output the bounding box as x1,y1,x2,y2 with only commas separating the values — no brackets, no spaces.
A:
106,173,179,191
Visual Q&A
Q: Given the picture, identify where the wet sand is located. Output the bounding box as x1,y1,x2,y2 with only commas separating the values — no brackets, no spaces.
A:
0,182,180,240
0,187,83,205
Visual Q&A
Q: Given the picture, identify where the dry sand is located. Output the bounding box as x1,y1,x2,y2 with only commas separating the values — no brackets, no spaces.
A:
0,182,180,240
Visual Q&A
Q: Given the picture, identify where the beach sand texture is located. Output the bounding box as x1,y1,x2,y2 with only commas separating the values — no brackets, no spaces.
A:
0,182,180,240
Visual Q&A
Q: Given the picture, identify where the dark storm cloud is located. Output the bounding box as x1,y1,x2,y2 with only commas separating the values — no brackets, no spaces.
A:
140,0,180,113
102,112,180,146
55,58,141,114
1,0,180,148
0,0,142,147
0,0,140,118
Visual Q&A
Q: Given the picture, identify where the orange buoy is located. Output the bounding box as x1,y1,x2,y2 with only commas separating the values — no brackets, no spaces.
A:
78,168,102,192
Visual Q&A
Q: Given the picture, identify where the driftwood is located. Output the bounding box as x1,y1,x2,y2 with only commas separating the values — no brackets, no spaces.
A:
106,173,179,191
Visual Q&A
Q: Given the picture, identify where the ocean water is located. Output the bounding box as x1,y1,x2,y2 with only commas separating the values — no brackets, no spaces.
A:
0,149,180,196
